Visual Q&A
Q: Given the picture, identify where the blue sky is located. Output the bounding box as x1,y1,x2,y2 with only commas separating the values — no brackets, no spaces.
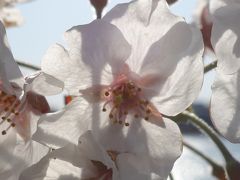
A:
6,0,215,106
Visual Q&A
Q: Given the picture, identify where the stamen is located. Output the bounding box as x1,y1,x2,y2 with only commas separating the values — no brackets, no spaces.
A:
102,108,107,112
125,122,130,126
146,109,151,114
144,117,149,121
101,78,159,127
134,114,139,118
104,91,110,97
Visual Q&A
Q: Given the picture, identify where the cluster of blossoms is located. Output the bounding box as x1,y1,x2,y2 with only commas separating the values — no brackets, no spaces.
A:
0,0,239,179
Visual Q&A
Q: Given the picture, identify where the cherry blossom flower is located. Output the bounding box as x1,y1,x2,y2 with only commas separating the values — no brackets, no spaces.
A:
0,21,61,179
0,0,31,28
32,0,203,177
210,0,240,74
22,130,181,179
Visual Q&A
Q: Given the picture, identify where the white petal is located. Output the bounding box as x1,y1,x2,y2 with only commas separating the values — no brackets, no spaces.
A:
65,20,131,74
32,97,91,148
98,117,182,178
25,71,64,96
104,0,191,78
117,153,163,180
210,70,240,143
0,21,24,88
77,131,115,170
42,20,131,96
21,131,117,180
0,136,49,180
41,43,89,96
19,148,83,180
148,25,204,116
210,0,240,74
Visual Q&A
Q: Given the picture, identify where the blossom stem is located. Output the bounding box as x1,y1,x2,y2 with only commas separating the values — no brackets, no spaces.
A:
183,141,227,180
204,60,217,73
16,60,41,71
180,111,234,162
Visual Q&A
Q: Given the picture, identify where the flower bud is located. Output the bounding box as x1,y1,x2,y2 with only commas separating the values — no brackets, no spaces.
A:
90,0,108,19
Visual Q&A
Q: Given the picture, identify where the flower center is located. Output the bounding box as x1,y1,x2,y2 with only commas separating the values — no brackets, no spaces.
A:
0,89,26,135
102,75,159,126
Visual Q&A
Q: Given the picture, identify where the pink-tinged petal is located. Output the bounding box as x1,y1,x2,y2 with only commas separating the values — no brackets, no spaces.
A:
13,93,49,141
25,71,64,96
0,21,24,88
210,0,240,74
148,25,204,116
26,91,50,114
97,117,182,178
210,70,240,143
32,97,91,148
104,0,192,78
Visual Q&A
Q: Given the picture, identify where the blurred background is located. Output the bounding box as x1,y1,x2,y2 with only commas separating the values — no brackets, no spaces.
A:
4,0,240,179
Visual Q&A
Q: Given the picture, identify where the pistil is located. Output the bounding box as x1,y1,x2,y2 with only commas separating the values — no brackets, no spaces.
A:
102,79,158,126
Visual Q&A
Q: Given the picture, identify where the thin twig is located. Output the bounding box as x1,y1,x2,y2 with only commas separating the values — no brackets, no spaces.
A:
16,60,40,71
181,111,234,163
204,60,217,73
183,141,221,168
184,141,227,180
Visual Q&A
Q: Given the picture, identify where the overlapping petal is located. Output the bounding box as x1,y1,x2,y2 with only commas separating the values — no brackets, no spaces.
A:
25,71,64,96
21,131,118,180
0,20,51,180
32,97,91,148
42,20,131,95
97,116,182,179
210,0,240,74
104,0,195,78
150,25,204,116
210,70,240,143
104,0,204,116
